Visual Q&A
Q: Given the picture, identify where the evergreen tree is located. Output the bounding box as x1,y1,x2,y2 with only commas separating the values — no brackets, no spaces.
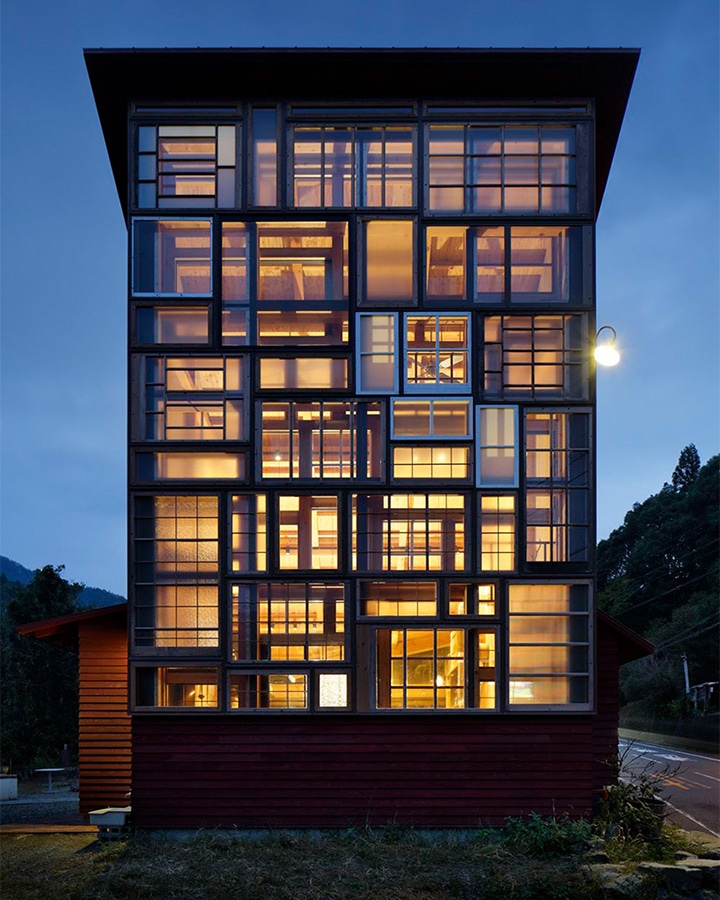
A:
672,443,701,491
0,566,82,774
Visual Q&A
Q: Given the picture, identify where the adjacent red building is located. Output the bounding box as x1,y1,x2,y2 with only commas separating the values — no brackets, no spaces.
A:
25,47,651,828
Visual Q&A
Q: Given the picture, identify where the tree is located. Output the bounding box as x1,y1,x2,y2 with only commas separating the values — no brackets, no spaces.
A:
672,443,701,491
597,451,719,719
0,566,82,774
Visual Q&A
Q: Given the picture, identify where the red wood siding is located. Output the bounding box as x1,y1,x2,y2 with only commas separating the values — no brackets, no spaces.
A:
78,614,131,815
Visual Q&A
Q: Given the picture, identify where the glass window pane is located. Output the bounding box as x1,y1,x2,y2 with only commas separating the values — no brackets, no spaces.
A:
133,219,211,295
364,220,414,303
253,108,277,206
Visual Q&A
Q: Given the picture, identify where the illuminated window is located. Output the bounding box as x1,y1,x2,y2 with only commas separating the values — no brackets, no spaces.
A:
475,630,497,709
259,357,348,390
317,672,349,708
361,220,415,304
231,495,267,573
136,124,237,209
376,628,465,709
221,222,249,346
133,496,219,648
358,581,437,616
132,219,212,296
426,124,579,215
135,451,245,481
135,667,219,708
257,222,348,304
426,226,466,300
252,108,277,206
356,313,398,393
139,356,245,441
508,583,590,707
352,493,466,572
525,412,590,563
448,583,496,616
392,445,470,481
484,315,588,400
278,495,339,570
404,314,470,392
230,673,308,709
232,583,345,661
135,307,210,345
260,401,383,481
480,495,516,571
477,407,517,486
292,125,414,208
391,399,472,439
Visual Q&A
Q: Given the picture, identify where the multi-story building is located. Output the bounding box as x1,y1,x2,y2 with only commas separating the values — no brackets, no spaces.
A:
67,47,647,827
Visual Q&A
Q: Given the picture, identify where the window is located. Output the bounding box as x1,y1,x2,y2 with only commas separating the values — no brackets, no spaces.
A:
404,314,470,392
361,220,415,304
232,583,345,661
135,306,210,345
477,407,517,486
221,222,249,346
278,495,339,570
475,630,497,709
525,411,590,563
426,225,584,304
230,673,307,709
260,401,383,481
352,493,466,572
138,356,245,441
222,221,349,347
376,628,465,709
358,581,438,616
484,315,588,400
448,583,496,616
391,399,472,439
480,495,516,571
292,125,414,207
133,496,219,648
231,495,267,572
356,313,398,393
135,667,219,708
257,222,348,305
259,357,348,390
252,108,278,206
132,219,212,296
392,445,470,481
136,124,237,209
135,451,245,481
508,583,590,707
426,124,579,215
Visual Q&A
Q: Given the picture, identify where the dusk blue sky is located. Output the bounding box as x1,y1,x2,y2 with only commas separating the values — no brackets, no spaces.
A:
1,0,718,596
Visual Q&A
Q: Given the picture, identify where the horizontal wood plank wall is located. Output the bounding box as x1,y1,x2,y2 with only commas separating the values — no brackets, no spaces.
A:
593,618,622,800
78,614,131,816
131,715,595,829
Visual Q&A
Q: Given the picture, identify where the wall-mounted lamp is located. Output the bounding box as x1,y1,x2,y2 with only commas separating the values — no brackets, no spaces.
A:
594,325,620,367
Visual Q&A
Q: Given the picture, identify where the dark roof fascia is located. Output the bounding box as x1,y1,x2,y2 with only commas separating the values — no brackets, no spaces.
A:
598,609,654,664
83,46,640,218
17,602,127,653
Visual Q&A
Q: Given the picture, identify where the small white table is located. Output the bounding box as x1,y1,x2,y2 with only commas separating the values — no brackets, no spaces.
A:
35,768,64,793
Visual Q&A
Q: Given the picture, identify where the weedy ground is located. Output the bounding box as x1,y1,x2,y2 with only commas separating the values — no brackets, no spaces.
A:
0,818,707,900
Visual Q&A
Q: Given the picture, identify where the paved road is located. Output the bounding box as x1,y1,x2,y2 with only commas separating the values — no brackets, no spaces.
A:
619,738,720,837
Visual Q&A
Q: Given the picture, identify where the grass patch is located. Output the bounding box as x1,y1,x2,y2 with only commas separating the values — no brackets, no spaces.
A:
0,820,704,900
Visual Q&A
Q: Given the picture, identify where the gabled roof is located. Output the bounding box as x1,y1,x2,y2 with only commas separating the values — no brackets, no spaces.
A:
17,603,127,654
598,609,654,664
84,46,640,217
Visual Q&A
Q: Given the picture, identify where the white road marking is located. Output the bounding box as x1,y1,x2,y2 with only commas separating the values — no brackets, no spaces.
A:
619,740,719,764
694,772,720,783
664,799,720,839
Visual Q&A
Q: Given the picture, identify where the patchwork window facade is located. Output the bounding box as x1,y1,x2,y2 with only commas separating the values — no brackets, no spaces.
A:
128,96,596,714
